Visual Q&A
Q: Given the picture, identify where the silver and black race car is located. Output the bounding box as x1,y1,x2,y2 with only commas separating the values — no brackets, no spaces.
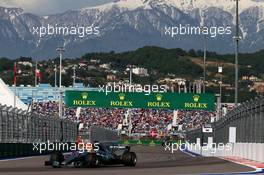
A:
44,142,137,168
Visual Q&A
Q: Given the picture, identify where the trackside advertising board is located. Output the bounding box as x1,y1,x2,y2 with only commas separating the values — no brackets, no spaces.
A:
64,91,215,111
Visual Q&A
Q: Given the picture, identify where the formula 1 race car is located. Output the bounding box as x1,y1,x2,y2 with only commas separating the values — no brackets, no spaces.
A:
44,142,137,168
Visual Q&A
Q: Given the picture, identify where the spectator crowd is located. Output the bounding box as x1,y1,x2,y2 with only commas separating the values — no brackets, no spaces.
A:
32,101,217,135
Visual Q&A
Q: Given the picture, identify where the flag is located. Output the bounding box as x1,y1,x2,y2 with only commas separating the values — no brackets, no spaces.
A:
35,68,42,82
13,62,17,85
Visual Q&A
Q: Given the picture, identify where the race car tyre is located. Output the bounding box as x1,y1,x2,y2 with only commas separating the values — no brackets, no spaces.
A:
122,152,137,167
82,153,99,168
74,160,83,168
50,152,64,168
44,161,52,166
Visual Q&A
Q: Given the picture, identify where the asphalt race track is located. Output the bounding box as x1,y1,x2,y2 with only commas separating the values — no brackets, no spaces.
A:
0,146,254,175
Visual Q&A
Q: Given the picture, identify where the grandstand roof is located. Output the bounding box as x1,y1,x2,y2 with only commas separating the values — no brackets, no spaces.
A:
0,78,28,111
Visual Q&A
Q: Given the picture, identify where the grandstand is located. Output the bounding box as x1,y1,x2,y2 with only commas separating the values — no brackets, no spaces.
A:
8,83,99,104
32,101,216,136
6,81,217,135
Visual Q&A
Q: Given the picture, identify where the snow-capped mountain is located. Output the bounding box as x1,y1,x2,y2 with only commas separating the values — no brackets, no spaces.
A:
88,0,262,12
0,0,264,59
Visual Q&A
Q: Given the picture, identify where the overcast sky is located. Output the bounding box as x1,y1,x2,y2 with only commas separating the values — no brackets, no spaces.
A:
0,0,113,15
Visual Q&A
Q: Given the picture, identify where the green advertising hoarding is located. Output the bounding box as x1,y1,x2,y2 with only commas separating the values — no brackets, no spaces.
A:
64,91,215,111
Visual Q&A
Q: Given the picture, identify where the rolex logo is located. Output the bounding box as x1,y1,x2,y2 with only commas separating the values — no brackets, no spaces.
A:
81,92,88,100
193,95,200,102
156,94,163,101
119,93,125,101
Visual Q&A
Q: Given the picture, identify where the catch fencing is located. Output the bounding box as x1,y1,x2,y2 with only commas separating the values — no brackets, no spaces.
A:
89,126,119,142
186,96,264,144
0,104,78,144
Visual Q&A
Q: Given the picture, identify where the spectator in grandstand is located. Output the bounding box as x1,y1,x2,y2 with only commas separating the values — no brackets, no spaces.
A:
32,101,216,135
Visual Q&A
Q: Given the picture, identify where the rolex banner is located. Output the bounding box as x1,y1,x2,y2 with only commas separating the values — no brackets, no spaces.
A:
64,91,215,111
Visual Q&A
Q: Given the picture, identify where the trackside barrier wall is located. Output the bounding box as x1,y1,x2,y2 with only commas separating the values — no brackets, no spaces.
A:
186,96,264,162
187,142,264,163
0,104,78,158
0,142,75,159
